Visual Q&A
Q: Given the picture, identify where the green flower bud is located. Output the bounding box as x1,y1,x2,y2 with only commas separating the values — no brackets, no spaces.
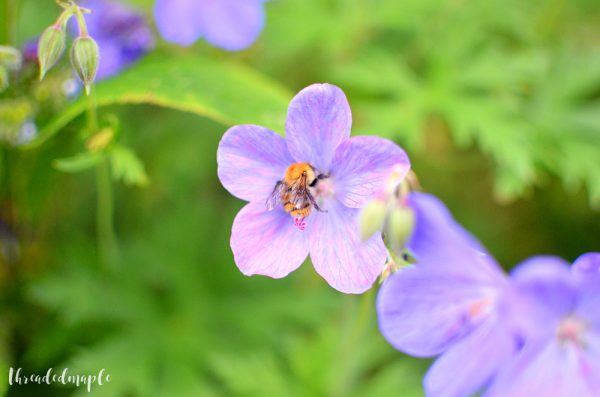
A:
388,206,415,251
38,25,67,80
360,199,387,241
0,46,22,70
70,36,99,96
0,66,8,93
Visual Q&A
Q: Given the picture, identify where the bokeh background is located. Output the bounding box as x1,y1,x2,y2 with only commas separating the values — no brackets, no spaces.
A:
1,0,599,395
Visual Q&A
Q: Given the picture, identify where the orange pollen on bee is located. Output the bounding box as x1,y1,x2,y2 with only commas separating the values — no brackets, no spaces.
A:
283,162,316,185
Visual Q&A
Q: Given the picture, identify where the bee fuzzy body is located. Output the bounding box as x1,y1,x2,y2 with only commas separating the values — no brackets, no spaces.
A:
266,162,325,225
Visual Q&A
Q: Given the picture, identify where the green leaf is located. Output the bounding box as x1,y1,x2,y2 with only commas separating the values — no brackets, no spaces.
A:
53,152,102,173
26,50,292,148
110,144,149,187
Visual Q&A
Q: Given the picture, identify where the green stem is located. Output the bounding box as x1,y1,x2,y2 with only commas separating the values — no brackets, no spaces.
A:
86,87,98,134
72,4,89,37
96,157,118,269
87,91,118,269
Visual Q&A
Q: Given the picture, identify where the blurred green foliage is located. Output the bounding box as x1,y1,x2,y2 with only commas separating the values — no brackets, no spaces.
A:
1,0,599,396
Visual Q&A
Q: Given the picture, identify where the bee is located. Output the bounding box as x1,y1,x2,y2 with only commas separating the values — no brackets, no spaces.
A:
266,162,326,229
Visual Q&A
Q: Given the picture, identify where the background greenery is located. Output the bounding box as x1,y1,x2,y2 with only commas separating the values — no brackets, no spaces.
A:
1,0,599,396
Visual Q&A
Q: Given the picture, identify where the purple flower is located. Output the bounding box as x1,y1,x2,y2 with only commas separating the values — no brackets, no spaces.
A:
217,84,410,293
486,253,600,397
153,0,265,51
377,193,516,397
79,0,154,80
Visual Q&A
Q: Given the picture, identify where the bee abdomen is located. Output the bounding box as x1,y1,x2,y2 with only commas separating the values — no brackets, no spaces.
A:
284,201,310,213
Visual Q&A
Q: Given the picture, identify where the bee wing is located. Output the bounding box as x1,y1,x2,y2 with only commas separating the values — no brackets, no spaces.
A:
266,181,286,211
289,173,310,208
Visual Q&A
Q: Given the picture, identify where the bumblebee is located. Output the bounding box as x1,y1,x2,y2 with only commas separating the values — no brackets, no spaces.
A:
266,163,326,228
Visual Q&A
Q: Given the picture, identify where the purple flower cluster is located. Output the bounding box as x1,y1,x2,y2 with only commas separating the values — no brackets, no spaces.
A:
377,193,600,397
217,84,410,293
153,0,266,51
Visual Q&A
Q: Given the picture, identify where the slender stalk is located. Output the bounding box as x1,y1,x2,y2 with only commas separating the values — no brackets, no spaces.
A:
87,91,118,269
72,4,89,37
96,156,118,269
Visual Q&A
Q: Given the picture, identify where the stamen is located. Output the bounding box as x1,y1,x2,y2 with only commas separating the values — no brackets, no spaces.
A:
557,317,586,346
294,217,306,231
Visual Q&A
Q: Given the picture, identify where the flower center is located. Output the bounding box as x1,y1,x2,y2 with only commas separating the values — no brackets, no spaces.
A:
272,162,332,230
467,296,494,323
557,316,587,347
311,176,334,202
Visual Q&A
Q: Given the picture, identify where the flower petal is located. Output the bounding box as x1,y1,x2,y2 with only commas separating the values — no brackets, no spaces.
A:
285,84,352,172
425,318,515,397
309,202,386,293
573,253,600,327
331,136,410,208
198,0,265,51
154,0,203,46
511,256,577,321
573,252,600,276
486,339,600,397
377,265,499,356
231,201,309,278
407,193,504,283
217,125,294,203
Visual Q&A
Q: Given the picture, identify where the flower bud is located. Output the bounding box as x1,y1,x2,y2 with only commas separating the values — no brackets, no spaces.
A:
38,25,66,80
360,199,387,241
70,36,99,95
0,66,8,93
0,45,22,70
388,206,415,250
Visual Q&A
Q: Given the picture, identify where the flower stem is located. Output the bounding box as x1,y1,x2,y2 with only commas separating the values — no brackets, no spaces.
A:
87,90,118,270
96,156,118,270
72,4,89,37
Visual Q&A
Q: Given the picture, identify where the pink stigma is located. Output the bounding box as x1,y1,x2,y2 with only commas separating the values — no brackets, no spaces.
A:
294,217,306,231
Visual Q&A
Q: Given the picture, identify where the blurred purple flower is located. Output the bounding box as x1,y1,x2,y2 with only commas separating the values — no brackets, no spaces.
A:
486,253,600,397
154,0,265,51
217,84,410,293
22,40,39,64
377,193,516,397
79,0,154,80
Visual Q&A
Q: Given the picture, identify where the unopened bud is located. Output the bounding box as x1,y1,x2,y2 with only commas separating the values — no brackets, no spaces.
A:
360,199,387,241
0,66,8,93
38,25,66,80
70,36,99,95
388,206,415,250
0,46,22,70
